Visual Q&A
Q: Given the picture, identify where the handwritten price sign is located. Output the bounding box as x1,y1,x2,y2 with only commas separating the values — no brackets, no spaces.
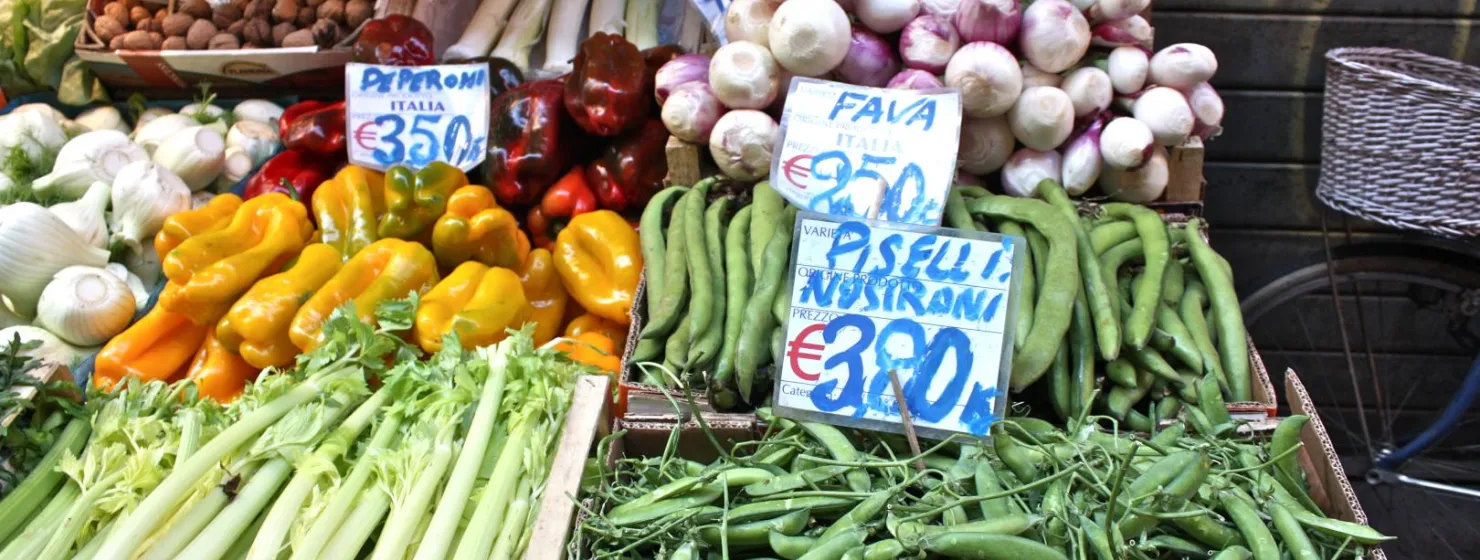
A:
345,63,490,172
774,213,1023,438
772,78,961,226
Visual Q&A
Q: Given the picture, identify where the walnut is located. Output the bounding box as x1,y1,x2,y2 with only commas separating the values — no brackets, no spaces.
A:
109,35,125,49
186,18,217,49
243,0,271,18
271,0,298,23
120,29,153,49
295,6,314,27
180,0,211,19
161,13,194,37
148,31,164,46
128,5,150,26
212,4,241,28
227,19,246,37
154,8,167,20
310,18,340,47
241,17,271,46
94,15,127,44
209,32,240,49
138,17,162,33
316,0,342,23
280,28,313,48
344,0,370,29
161,35,186,49
102,1,128,23
272,21,296,46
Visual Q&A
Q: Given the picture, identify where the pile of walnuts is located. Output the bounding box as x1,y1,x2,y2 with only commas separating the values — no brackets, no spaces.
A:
93,0,373,51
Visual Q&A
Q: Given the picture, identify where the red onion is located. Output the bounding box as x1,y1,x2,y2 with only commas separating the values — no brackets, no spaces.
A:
1091,15,1151,49
857,0,921,34
899,15,959,74
710,41,782,110
1148,43,1219,90
921,0,963,17
953,0,1020,45
1100,144,1167,202
1061,67,1112,117
662,82,727,143
1019,0,1090,73
1186,82,1224,140
655,54,712,105
1022,62,1063,88
1008,86,1075,151
1132,87,1194,146
1099,116,1153,169
710,110,779,180
1107,46,1148,94
945,41,1023,117
1089,0,1150,22
886,69,946,90
1061,118,1103,195
768,0,854,76
834,28,901,87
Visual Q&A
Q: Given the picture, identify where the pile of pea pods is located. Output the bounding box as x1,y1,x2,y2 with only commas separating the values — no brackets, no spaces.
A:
571,408,1393,559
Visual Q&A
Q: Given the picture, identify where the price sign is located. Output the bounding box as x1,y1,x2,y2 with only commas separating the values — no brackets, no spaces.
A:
345,63,490,172
772,77,962,226
773,213,1023,439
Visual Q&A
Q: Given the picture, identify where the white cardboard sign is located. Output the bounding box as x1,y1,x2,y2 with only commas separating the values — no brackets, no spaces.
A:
773,213,1023,439
771,77,962,226
345,63,490,172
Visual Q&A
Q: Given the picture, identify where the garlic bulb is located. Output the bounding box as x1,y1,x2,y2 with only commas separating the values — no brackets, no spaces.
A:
48,181,111,249
0,203,111,318
109,161,191,251
106,263,152,312
35,266,137,347
0,325,94,368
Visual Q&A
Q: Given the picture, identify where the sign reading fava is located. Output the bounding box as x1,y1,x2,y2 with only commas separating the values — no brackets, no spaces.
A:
771,77,962,226
772,212,1024,439
345,63,490,172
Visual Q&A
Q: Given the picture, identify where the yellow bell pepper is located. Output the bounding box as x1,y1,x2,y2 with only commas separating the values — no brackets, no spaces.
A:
154,193,242,256
94,307,210,390
565,313,628,345
160,193,314,325
188,326,262,403
430,186,531,271
216,244,344,369
519,248,569,346
379,161,469,241
289,238,440,352
553,210,642,325
312,165,386,258
414,262,531,353
555,332,621,375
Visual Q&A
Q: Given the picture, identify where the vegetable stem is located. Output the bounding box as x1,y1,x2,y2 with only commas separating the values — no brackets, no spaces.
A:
452,418,531,560
177,459,294,560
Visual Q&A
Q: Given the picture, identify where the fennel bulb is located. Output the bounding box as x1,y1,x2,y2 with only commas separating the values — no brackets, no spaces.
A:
75,107,131,134
48,180,111,249
109,161,192,251
0,202,111,318
153,126,226,192
35,265,137,347
31,131,149,201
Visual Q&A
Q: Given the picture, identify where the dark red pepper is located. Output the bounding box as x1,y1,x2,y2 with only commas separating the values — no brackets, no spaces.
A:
243,149,333,204
283,101,347,157
482,80,575,207
526,165,597,249
279,100,330,141
353,15,435,66
585,119,669,212
564,33,650,137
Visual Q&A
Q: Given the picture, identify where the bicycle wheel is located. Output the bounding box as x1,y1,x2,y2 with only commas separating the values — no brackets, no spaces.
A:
1242,248,1480,559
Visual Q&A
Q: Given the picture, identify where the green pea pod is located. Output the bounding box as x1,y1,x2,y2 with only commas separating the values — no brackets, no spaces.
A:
1122,451,1199,512
1090,220,1138,254
1168,497,1246,550
1069,293,1097,418
1106,358,1137,388
1120,452,1209,536
770,532,817,560
921,532,1070,560
751,181,787,281
1288,508,1395,545
1105,368,1154,420
974,460,1020,519
698,508,811,547
1153,303,1204,372
1269,503,1321,560
713,205,754,393
1210,547,1252,560
670,540,698,560
641,202,690,339
945,189,977,231
955,185,991,199
746,464,855,497
1049,341,1072,421
969,195,1079,390
1271,415,1309,482
1080,514,1116,560
861,539,905,560
683,184,716,346
638,186,690,312
1220,493,1279,560
773,273,793,324
1100,237,1142,327
1156,395,1183,422
1149,422,1185,448
800,422,871,493
798,528,866,560
991,422,1040,482
1104,203,1169,349
995,220,1035,351
1186,218,1251,400
840,547,865,560
1200,375,1233,428
665,312,693,369
1124,409,1154,432
608,480,723,526
1181,279,1229,394
1039,181,1121,361
1142,535,1209,558
689,196,733,366
1126,345,1183,386
737,207,798,402
727,497,859,524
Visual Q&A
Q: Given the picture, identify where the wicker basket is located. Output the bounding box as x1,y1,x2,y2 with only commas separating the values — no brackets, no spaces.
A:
1317,47,1480,237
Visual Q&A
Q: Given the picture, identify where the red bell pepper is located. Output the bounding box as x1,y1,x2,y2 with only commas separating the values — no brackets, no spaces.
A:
352,15,435,66
483,80,575,207
283,101,347,157
585,119,669,212
564,33,650,137
243,149,333,203
526,165,597,249
279,100,330,141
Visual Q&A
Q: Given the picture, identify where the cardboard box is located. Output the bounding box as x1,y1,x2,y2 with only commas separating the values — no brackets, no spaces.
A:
73,0,365,99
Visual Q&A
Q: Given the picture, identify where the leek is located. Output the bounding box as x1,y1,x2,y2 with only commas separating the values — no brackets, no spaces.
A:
588,0,626,36
624,0,658,49
492,0,555,71
542,0,588,74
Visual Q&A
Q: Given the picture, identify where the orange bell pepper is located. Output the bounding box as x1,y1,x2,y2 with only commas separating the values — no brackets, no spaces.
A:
555,332,620,375
94,307,210,389
187,327,262,402
430,186,531,271
154,193,243,256
414,262,532,353
564,313,628,345
216,244,345,369
289,238,440,352
312,165,386,258
553,210,642,325
160,193,315,325
518,248,569,346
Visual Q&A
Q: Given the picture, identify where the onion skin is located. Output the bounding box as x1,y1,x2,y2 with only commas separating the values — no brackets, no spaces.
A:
834,28,901,87
1062,67,1113,117
655,54,712,105
709,110,779,181
1132,87,1195,146
1022,62,1063,88
1001,148,1063,198
856,0,921,34
662,82,727,143
725,0,784,47
1100,144,1168,202
953,0,1020,45
1148,43,1219,90
1099,116,1154,169
1107,46,1148,94
1061,118,1103,195
886,69,946,90
1091,15,1152,49
1019,0,1091,73
1008,86,1075,151
945,41,1023,117
709,41,781,110
768,0,853,76
1089,0,1150,22
957,116,1014,174
899,14,959,74
1186,82,1225,140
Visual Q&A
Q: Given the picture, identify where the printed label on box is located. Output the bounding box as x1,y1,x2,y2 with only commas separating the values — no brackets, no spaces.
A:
345,63,490,172
772,213,1022,439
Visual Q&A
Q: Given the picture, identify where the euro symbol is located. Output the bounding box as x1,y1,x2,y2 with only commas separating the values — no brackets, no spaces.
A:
788,323,826,381
353,121,379,150
782,154,812,190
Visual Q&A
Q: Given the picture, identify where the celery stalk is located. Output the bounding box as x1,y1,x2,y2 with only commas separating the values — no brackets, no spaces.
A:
34,470,125,560
222,504,269,560
0,482,81,558
72,517,116,560
369,442,454,560
290,411,405,560
136,485,230,560
451,419,531,560
488,476,533,559
177,458,294,560
321,492,390,560
0,417,89,546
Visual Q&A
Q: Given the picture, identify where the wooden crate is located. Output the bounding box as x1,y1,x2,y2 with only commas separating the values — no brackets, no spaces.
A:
0,364,77,486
